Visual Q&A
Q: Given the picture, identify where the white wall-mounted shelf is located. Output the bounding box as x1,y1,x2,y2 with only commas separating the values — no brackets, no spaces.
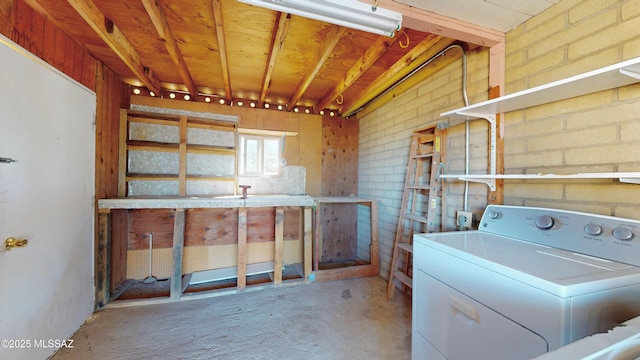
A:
442,57,640,119
439,56,640,190
440,172,640,189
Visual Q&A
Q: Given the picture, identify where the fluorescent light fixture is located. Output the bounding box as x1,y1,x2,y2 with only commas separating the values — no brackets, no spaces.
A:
238,0,402,37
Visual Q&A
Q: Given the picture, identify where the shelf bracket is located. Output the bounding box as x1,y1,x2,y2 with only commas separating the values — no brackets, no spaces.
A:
454,112,497,191
456,176,496,190
620,68,640,81
620,177,640,185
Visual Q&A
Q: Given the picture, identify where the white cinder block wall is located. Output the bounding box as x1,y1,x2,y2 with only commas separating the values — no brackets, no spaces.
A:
359,0,640,279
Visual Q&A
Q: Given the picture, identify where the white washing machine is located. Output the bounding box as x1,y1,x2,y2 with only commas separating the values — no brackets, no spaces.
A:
412,205,640,360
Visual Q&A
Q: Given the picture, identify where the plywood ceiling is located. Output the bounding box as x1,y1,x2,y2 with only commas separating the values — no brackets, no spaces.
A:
22,0,557,116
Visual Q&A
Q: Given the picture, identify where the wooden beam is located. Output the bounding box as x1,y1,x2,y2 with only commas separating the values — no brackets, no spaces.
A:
487,86,504,205
259,12,290,108
212,0,232,102
377,0,504,47
370,200,380,270
274,207,284,285
237,207,247,289
288,25,346,110
170,208,186,300
178,115,187,196
95,210,111,309
316,34,400,111
141,0,198,100
66,0,160,93
118,109,128,197
303,207,312,280
341,34,449,116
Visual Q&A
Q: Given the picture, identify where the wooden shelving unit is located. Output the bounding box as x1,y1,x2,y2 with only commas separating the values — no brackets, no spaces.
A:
119,108,239,196
440,56,640,190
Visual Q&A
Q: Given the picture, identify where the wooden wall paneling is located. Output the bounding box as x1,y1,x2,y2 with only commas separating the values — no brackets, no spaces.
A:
183,208,300,247
9,0,96,89
0,0,14,37
11,0,29,49
170,208,185,300
95,63,126,295
321,116,359,196
319,116,359,263
319,202,356,263
128,209,175,250
185,208,238,246
53,30,65,70
28,3,43,57
298,113,322,196
312,197,379,282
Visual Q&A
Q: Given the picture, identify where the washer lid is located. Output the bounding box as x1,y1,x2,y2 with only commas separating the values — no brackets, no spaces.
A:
419,231,640,297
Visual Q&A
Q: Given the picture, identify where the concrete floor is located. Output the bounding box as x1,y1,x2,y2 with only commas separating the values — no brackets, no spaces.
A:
51,277,412,360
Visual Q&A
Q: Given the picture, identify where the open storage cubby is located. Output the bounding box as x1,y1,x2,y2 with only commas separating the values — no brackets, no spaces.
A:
119,108,239,197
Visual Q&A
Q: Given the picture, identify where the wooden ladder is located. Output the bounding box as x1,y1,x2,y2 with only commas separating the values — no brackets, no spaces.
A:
387,125,446,299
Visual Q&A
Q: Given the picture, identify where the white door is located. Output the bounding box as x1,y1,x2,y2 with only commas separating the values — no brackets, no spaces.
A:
0,36,95,360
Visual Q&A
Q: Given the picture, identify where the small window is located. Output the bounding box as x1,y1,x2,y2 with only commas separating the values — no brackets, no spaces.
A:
238,134,281,176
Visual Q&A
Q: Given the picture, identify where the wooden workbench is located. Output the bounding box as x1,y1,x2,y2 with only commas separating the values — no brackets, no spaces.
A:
96,195,315,307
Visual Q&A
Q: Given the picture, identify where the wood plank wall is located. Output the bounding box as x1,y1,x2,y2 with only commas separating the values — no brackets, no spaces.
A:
95,63,128,290
2,0,96,90
320,116,359,263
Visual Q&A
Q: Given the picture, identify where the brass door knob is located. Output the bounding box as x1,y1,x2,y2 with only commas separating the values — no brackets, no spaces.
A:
4,237,28,250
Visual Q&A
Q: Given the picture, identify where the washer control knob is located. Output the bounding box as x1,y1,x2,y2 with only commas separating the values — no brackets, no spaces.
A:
486,209,501,219
612,227,634,241
584,223,603,236
535,215,554,230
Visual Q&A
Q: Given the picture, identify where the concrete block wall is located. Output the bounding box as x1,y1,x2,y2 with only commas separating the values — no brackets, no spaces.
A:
359,0,640,279
358,46,491,279
503,0,640,218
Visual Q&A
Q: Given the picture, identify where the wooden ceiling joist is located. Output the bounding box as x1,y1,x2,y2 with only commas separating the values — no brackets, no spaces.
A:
341,34,453,116
212,0,232,102
288,25,345,111
316,34,401,111
259,12,290,107
377,0,503,47
141,0,198,100
67,0,161,93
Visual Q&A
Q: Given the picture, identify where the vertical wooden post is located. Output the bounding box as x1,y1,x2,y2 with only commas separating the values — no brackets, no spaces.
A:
274,207,284,285
370,201,380,270
313,204,321,271
96,209,111,309
170,208,185,300
304,207,312,280
237,207,247,289
118,109,128,197
178,115,187,196
488,85,504,205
